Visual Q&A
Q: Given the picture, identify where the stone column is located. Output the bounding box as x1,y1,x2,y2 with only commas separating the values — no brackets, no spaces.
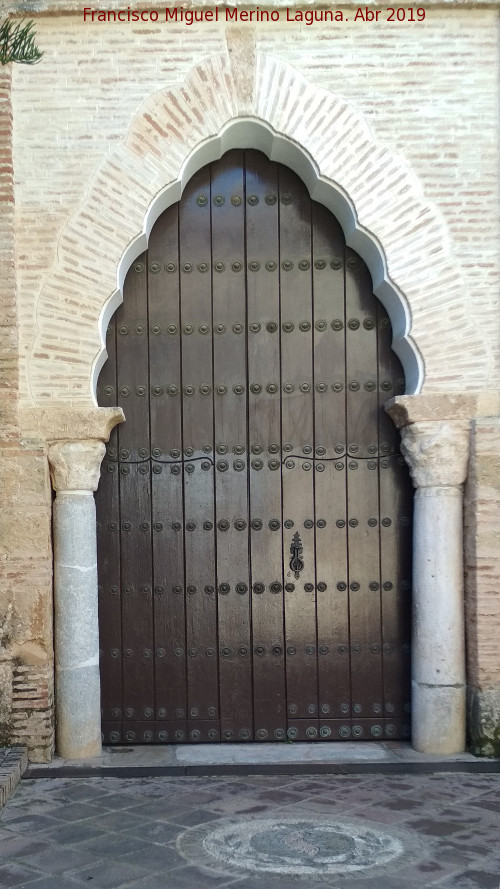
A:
399,420,470,754
48,440,106,759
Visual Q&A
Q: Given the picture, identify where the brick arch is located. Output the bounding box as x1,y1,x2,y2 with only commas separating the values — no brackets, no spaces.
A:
28,53,482,406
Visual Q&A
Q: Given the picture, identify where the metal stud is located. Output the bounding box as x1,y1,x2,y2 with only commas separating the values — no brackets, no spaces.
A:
254,645,265,655
214,262,225,273
332,382,344,392
268,459,280,471
248,260,260,272
285,583,295,592
252,459,264,470
349,380,360,391
299,321,311,332
287,646,296,655
282,321,294,333
317,582,327,592
265,260,277,271
270,582,282,594
200,384,212,396
284,519,294,529
283,383,295,394
337,582,347,592
233,384,245,395
236,583,248,594
316,381,328,393
218,519,230,531
231,195,242,206
253,583,265,595
251,519,263,530
250,322,261,333
299,260,310,271
266,383,278,394
219,585,230,597
256,728,268,739
232,322,244,334
269,519,280,530
167,385,178,396
250,383,262,394
281,193,292,205
266,321,278,333
304,584,314,593
234,519,246,531
216,385,228,396
233,459,245,472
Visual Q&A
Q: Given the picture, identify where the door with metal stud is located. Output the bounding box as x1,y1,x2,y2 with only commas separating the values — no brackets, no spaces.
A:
96,149,413,745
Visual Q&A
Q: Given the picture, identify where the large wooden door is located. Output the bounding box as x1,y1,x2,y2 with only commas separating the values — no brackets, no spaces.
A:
96,150,412,745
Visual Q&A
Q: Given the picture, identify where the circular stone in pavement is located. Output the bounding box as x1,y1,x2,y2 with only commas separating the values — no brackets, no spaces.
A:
178,816,408,877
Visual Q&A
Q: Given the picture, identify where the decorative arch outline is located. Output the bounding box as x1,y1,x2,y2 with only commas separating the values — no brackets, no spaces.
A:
28,53,482,406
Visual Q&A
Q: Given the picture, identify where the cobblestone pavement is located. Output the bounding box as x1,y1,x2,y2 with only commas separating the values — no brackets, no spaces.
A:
0,772,499,889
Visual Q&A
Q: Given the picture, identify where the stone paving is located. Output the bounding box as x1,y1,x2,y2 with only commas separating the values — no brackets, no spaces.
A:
0,771,499,889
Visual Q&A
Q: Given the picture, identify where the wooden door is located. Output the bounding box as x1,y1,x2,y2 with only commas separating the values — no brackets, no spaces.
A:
96,150,412,744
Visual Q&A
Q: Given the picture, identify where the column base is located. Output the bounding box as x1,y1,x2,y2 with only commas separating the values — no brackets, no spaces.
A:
411,681,466,754
56,664,102,759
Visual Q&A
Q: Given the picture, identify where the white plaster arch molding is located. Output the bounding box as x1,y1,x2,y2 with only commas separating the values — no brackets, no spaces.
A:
28,53,483,406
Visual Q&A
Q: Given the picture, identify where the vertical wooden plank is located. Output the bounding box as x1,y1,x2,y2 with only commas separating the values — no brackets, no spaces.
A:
179,168,219,742
116,256,150,462
278,165,318,740
211,150,253,741
148,206,182,460
378,304,412,738
311,202,346,459
151,463,187,743
118,462,155,743
346,458,384,738
245,151,286,741
115,260,154,744
310,202,350,739
345,251,379,459
96,319,122,742
147,206,188,741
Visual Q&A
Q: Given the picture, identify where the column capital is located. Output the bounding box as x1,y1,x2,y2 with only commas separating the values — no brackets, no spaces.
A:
48,440,106,492
400,420,470,488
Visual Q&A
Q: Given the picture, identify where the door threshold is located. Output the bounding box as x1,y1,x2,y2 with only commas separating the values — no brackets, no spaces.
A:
25,742,499,778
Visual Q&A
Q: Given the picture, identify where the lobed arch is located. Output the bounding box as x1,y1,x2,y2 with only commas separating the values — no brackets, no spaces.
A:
27,53,483,408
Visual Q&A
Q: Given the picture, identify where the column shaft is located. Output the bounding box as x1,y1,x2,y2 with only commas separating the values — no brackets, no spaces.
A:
412,486,466,753
53,490,102,758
